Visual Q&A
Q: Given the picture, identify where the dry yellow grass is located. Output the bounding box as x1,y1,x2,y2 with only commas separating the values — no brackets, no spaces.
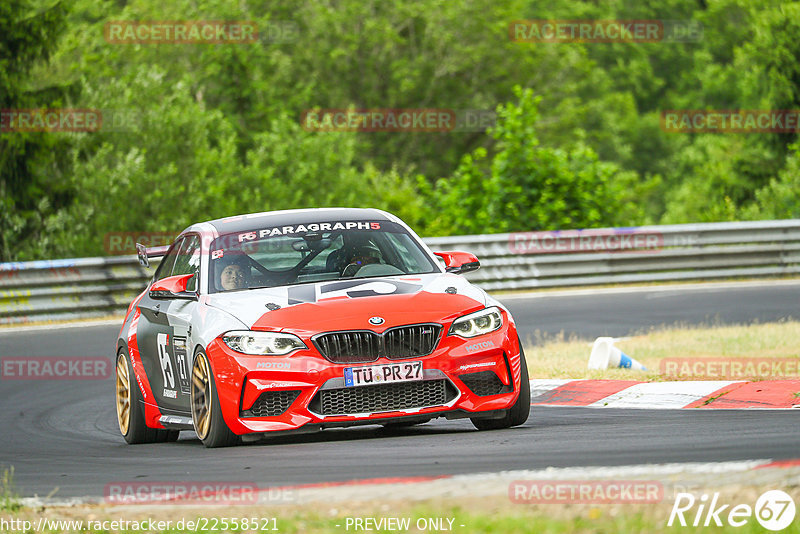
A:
523,320,800,380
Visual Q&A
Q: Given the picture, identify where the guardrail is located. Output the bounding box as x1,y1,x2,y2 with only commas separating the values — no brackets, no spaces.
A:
2,220,799,324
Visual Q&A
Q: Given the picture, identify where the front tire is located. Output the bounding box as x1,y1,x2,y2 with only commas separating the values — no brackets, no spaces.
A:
471,345,531,431
116,350,177,444
191,350,239,448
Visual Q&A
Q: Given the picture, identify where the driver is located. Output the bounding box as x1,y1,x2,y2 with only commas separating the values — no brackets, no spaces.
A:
217,256,250,291
342,243,382,277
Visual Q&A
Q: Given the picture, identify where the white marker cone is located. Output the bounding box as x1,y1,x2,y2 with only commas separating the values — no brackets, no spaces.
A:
588,337,647,371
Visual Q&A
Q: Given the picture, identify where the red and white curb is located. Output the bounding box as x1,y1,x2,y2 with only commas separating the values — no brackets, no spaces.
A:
530,379,800,409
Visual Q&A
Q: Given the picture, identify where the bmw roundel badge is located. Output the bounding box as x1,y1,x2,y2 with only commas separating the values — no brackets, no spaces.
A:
369,316,385,325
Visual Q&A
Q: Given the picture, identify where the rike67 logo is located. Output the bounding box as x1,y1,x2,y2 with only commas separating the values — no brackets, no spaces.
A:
668,490,796,531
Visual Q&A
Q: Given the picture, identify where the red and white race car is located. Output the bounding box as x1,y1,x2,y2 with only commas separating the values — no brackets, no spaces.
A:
115,208,530,447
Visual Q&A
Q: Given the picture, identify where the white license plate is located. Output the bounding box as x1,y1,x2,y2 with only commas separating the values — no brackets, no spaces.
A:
344,361,423,387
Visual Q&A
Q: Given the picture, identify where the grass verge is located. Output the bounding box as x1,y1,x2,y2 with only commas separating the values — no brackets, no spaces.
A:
2,489,799,533
1,467,21,513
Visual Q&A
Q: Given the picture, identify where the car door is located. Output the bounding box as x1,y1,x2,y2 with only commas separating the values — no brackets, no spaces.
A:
136,234,200,415
162,233,201,412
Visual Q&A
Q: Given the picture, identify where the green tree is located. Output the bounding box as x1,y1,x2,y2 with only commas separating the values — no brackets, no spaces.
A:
49,71,425,257
8,0,800,260
45,66,244,257
0,0,73,261
421,87,645,236
742,142,800,219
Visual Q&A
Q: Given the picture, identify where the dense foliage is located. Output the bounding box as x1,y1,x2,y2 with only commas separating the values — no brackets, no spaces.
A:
2,0,799,261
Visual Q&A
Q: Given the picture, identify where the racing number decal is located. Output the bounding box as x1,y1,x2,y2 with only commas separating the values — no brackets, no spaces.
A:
156,333,176,390
172,337,191,395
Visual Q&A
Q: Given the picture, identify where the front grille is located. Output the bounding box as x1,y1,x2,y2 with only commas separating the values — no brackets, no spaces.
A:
314,324,441,364
459,371,510,396
241,390,301,418
384,324,440,359
314,331,380,363
310,379,455,416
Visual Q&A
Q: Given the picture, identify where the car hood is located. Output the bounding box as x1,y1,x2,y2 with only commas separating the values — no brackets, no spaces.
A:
204,273,488,334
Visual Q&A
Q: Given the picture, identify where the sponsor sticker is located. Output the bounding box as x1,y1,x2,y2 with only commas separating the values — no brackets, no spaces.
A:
238,221,381,242
464,341,495,353
458,362,496,371
256,361,291,370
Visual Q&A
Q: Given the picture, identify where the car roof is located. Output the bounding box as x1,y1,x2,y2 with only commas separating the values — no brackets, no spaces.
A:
205,207,397,235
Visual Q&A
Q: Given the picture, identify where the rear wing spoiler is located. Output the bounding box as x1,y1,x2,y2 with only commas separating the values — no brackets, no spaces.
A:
136,242,171,268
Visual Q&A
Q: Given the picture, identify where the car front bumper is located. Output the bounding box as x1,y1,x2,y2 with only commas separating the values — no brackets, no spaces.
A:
206,315,524,435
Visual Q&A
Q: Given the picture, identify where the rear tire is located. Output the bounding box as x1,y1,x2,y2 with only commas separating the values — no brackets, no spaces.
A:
116,350,176,444
470,345,530,431
191,350,240,448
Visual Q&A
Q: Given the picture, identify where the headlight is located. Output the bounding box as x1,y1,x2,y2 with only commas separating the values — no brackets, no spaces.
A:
221,331,307,355
449,306,503,338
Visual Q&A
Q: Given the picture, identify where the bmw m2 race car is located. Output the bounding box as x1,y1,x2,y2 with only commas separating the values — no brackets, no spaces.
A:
115,208,530,447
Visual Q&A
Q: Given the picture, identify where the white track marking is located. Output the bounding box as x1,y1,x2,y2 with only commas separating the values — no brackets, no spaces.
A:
498,279,800,300
589,380,743,409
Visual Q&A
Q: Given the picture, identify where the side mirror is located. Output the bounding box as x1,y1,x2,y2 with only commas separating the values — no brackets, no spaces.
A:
149,274,198,300
136,243,150,268
136,242,170,269
433,251,480,275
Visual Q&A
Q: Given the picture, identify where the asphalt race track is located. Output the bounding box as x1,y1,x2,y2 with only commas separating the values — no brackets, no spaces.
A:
501,280,800,342
0,281,798,499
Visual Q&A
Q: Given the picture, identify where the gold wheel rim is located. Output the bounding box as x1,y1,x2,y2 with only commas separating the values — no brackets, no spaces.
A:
115,353,131,435
191,354,212,440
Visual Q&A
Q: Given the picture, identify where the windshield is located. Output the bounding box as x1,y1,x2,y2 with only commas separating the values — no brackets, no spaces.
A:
208,220,439,292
